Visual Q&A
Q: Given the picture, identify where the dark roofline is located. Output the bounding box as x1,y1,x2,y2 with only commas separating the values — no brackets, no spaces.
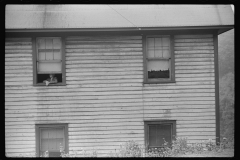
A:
6,25,234,35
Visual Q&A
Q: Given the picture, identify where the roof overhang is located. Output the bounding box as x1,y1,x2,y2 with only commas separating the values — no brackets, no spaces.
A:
5,25,234,35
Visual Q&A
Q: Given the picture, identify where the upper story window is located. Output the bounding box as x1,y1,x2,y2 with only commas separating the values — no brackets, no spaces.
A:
33,37,66,86
144,35,175,83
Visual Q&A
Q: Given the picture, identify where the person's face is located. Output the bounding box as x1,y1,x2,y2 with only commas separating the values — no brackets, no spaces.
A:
50,74,54,78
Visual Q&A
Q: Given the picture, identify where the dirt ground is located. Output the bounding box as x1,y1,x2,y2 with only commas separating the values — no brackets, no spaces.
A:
176,149,234,157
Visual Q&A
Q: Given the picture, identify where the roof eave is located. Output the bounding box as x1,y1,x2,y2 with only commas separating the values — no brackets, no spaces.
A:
5,25,234,35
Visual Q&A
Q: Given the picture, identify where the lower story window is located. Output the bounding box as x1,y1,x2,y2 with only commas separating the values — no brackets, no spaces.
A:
35,124,68,157
144,120,176,149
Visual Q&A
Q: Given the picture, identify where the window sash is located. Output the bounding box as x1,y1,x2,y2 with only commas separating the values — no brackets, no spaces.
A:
36,37,62,74
33,36,66,86
144,120,176,150
36,124,68,157
148,124,172,148
144,35,174,83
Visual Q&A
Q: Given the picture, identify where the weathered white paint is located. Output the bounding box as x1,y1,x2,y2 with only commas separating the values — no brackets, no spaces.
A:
5,34,216,157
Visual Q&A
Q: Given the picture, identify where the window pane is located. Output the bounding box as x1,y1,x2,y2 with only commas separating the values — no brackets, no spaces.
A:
149,124,171,147
38,39,46,49
53,38,61,49
53,52,61,60
46,51,54,60
147,38,154,48
162,47,170,58
162,37,170,47
149,125,157,146
46,39,53,49
147,49,155,58
155,38,162,47
154,49,163,58
147,60,170,78
38,51,46,60
38,62,62,73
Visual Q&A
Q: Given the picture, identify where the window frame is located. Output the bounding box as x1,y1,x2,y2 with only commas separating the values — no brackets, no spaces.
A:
144,120,176,149
143,35,175,84
33,36,66,86
35,124,69,157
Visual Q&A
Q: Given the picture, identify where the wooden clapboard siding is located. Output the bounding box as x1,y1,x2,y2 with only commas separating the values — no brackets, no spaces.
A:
5,34,217,157
142,34,216,152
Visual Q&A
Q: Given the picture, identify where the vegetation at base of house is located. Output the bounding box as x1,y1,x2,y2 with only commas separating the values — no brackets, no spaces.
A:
31,137,233,157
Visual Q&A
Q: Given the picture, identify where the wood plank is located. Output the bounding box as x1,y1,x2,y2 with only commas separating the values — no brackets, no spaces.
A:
5,136,35,141
5,88,214,98
5,132,36,137
69,137,143,143
66,79,143,84
5,66,32,70
174,46,214,50
6,144,35,149
5,141,35,145
174,35,213,39
5,94,144,102
174,38,213,43
5,62,32,66
5,57,32,61
5,110,143,118
66,36,142,40
144,101,215,106
175,62,214,66
175,66,214,70
5,45,32,50
5,148,35,153
177,132,215,136
5,91,215,99
66,52,143,56
5,54,32,58
65,71,143,76
177,123,215,128
66,48,142,52
5,50,32,53
66,75,143,80
66,56,142,60
143,97,215,102
175,77,215,81
5,82,32,86
5,70,33,74
5,38,32,42
175,69,214,73
66,59,142,64
66,40,142,44
5,128,35,133
174,42,213,46
175,54,214,58
66,44,142,48
5,73,32,77
5,42,32,45
175,58,214,62
175,50,214,54
66,63,143,68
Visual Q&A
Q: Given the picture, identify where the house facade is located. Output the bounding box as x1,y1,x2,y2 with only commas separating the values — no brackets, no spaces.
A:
5,5,234,157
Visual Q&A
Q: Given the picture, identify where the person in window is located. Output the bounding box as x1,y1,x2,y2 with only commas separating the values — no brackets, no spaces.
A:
43,74,58,86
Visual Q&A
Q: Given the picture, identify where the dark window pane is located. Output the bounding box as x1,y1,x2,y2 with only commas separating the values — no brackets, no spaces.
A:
149,124,171,147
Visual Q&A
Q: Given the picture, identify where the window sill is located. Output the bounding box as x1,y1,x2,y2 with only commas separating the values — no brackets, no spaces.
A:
34,83,66,86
